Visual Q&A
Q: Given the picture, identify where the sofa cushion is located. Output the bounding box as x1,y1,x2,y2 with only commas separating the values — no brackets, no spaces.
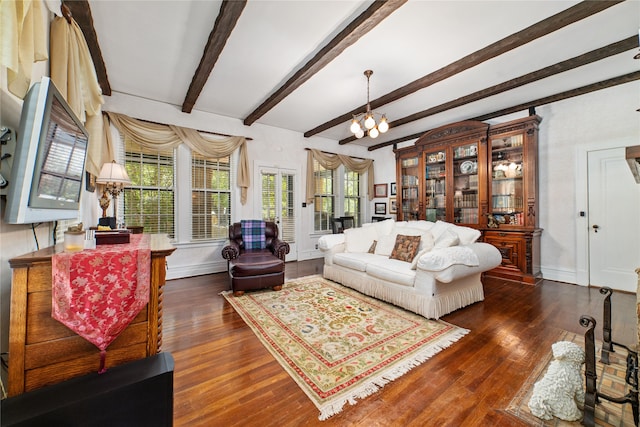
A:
449,224,481,245
366,258,416,287
344,226,377,253
374,232,398,256
390,234,421,262
431,220,481,245
371,218,395,237
411,233,435,269
434,229,459,249
334,252,380,272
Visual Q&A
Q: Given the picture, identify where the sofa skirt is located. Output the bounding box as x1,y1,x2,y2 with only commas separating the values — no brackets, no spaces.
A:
323,264,484,319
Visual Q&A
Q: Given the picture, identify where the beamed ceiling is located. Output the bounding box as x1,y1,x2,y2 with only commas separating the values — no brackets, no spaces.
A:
64,0,639,151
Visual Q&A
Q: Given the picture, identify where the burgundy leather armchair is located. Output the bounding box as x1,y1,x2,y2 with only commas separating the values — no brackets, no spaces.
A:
221,221,290,296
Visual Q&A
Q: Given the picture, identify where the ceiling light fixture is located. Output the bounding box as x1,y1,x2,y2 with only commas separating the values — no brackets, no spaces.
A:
349,70,389,139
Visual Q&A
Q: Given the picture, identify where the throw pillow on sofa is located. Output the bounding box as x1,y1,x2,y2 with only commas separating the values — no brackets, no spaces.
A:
344,226,377,253
431,220,481,245
411,232,435,269
434,228,459,249
389,234,421,263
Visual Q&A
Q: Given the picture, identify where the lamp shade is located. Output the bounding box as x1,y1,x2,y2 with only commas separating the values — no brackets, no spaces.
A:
96,161,131,187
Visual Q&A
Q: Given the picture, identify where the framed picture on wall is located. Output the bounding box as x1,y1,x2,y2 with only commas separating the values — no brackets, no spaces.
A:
375,202,386,215
390,182,396,196
85,171,96,193
389,198,397,214
374,183,387,198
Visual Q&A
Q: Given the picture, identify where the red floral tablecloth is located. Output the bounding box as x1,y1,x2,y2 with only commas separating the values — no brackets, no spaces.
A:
51,234,151,372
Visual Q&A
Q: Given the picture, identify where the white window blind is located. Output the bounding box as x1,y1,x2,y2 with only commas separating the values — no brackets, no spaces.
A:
313,159,334,232
123,137,175,238
344,170,362,227
191,154,231,240
279,172,295,243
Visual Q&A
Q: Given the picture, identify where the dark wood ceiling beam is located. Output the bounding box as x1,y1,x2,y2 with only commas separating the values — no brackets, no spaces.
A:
243,0,407,126
305,0,622,138
339,35,637,145
368,71,640,151
62,0,111,96
182,0,247,113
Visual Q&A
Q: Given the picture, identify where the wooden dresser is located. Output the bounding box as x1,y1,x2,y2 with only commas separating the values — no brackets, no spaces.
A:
7,234,175,396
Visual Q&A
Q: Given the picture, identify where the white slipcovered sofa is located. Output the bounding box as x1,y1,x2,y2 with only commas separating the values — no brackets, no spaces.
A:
318,219,502,319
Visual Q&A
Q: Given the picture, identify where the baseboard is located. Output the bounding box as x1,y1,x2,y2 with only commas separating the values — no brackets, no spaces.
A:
297,250,323,261
167,261,227,280
540,266,580,285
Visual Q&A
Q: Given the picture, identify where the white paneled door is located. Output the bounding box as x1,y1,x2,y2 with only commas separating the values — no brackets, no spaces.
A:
256,165,297,261
587,147,640,292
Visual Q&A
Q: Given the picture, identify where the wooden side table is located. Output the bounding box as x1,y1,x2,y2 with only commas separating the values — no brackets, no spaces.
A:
7,234,174,396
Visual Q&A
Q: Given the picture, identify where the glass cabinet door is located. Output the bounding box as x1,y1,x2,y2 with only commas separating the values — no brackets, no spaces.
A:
452,143,479,225
400,155,420,220
490,133,524,226
424,149,446,222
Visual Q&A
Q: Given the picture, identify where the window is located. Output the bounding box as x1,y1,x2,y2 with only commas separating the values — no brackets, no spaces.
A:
313,159,334,232
192,154,231,240
124,139,175,238
344,170,362,227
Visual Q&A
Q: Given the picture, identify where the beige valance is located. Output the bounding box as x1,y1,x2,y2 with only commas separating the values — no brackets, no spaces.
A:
305,149,374,204
106,112,250,204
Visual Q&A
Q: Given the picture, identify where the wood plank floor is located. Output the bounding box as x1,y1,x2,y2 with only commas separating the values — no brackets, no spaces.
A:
162,259,637,426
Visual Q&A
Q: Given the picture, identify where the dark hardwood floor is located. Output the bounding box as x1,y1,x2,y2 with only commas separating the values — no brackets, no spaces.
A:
162,259,637,426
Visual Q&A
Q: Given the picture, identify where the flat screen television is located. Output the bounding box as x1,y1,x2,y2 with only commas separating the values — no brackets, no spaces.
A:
4,77,89,224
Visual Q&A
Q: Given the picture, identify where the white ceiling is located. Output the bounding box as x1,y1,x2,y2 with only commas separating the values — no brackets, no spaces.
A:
87,0,640,149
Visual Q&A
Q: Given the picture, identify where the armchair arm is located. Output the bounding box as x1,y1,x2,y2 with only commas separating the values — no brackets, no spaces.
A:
269,238,290,261
221,241,241,260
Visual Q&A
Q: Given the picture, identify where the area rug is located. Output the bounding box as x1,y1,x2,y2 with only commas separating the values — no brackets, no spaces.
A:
222,275,469,420
505,330,636,426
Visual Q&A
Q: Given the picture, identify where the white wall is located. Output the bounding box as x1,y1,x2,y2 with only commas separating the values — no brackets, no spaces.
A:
536,82,640,285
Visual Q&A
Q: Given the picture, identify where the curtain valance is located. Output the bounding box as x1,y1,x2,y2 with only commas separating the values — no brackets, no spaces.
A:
305,149,374,204
106,112,250,204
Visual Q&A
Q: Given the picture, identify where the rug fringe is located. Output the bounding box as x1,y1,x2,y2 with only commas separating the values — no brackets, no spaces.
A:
318,327,469,420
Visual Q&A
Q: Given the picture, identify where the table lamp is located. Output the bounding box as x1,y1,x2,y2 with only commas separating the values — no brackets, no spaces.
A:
96,161,131,228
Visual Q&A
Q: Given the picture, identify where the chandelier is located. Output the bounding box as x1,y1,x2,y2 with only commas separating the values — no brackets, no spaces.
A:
349,70,389,139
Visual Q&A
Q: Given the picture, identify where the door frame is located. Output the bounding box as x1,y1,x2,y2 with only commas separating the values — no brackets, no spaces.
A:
253,161,301,261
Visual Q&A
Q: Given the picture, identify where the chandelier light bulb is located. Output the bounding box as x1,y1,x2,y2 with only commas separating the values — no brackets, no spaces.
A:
350,119,361,134
378,116,389,133
364,114,376,130
347,70,389,139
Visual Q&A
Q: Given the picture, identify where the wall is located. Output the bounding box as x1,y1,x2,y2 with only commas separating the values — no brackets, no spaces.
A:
535,82,640,285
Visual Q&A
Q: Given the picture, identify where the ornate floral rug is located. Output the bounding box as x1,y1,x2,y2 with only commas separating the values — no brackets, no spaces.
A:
222,275,468,420
505,330,636,426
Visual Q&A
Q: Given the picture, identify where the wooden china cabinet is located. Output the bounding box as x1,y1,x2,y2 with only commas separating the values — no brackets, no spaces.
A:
483,115,542,284
394,116,542,284
395,120,489,227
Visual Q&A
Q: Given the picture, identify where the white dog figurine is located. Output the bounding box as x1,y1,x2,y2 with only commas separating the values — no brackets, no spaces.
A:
528,341,586,421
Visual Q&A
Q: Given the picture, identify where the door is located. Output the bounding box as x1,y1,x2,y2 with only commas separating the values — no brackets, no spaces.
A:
588,148,640,292
256,166,297,261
